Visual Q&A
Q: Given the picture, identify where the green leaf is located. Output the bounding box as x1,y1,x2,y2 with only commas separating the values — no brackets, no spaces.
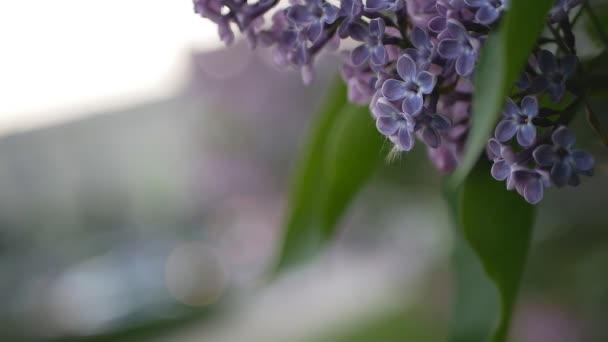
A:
273,78,385,273
458,160,537,342
449,0,555,188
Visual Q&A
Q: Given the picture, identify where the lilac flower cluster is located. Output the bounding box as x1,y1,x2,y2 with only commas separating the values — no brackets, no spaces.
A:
193,0,594,204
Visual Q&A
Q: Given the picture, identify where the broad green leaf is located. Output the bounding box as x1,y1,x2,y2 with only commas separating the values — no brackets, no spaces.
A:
443,183,499,342
459,160,536,342
273,78,348,272
449,0,555,188
273,78,385,273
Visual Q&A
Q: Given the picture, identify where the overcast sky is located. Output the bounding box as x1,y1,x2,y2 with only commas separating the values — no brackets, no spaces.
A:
0,1,220,135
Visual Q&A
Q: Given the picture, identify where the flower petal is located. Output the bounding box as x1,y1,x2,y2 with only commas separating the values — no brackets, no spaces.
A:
538,49,558,74
551,161,572,187
375,97,399,117
417,71,436,94
487,138,503,158
517,123,536,147
455,52,476,76
533,145,557,166
431,114,452,130
428,16,446,33
402,92,424,115
551,126,576,148
491,160,511,181
370,45,387,66
348,23,368,41
503,97,520,117
475,6,500,25
521,96,538,118
369,18,385,38
376,117,399,136
437,39,461,59
570,150,594,172
524,178,544,204
350,44,370,66
397,54,417,81
422,127,441,148
397,127,415,151
495,119,518,142
381,79,408,101
411,27,429,49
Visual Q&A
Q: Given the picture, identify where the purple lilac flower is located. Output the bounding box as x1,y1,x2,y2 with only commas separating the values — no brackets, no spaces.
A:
510,168,550,205
488,138,517,183
286,0,339,42
349,19,388,67
530,50,577,103
405,27,436,68
495,96,538,147
337,0,364,38
533,126,594,187
413,108,452,148
428,0,471,33
437,19,481,76
465,0,508,25
549,0,583,23
374,97,416,151
382,54,437,115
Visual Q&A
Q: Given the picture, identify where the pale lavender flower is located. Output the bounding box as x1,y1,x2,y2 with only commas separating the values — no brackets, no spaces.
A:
495,96,538,147
337,0,364,38
437,19,481,76
533,126,594,187
510,168,550,205
405,27,436,68
465,0,508,25
286,0,339,42
349,19,388,67
374,97,416,151
381,54,436,115
413,108,452,148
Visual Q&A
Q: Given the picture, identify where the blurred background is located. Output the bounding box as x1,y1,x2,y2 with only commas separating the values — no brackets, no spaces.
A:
0,1,607,341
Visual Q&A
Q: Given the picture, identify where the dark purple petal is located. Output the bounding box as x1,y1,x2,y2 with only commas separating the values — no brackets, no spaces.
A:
422,127,441,148
431,114,452,130
570,150,594,171
402,93,424,115
377,117,399,136
370,45,387,66
382,79,408,100
475,5,500,25
455,52,475,76
369,18,385,38
551,126,576,148
528,77,550,94
491,160,511,181
495,119,518,142
446,19,467,39
411,27,429,49
551,161,572,187
521,96,538,118
517,123,536,146
538,50,558,74
561,55,577,77
351,44,370,66
437,39,461,59
533,145,557,166
322,3,339,24
503,98,520,117
524,178,544,204
349,23,368,41
428,16,446,33
548,83,565,103
397,54,417,82
417,71,436,94
307,21,323,42
487,138,503,158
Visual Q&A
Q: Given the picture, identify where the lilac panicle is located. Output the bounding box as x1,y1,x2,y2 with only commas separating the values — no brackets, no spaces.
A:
194,0,597,204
